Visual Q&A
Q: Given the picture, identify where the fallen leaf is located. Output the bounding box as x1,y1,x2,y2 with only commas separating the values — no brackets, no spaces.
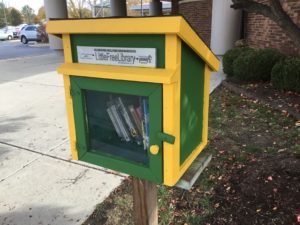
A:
278,149,286,153
256,209,261,212
267,176,273,181
296,121,300,127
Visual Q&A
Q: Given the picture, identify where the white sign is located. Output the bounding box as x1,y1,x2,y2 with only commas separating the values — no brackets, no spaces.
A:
77,46,157,68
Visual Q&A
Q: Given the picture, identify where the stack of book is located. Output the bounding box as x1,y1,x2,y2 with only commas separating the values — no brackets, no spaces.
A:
106,96,149,151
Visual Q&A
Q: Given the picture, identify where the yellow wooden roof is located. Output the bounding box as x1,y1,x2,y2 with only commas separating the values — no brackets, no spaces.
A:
47,16,220,71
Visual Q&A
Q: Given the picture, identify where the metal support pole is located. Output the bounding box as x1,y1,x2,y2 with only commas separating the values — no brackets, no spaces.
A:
110,0,127,17
149,0,162,16
102,0,104,17
210,0,242,55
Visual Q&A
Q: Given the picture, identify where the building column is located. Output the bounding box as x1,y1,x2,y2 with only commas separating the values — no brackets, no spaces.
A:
44,0,68,50
210,0,242,55
150,0,162,16
110,0,127,17
171,0,179,15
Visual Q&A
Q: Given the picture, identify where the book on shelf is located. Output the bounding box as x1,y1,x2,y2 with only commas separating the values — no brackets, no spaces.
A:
116,97,142,145
107,101,131,142
142,98,150,150
106,107,123,139
106,96,150,149
128,105,143,136
136,106,143,121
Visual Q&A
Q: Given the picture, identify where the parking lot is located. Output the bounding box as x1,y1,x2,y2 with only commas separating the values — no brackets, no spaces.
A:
0,39,52,60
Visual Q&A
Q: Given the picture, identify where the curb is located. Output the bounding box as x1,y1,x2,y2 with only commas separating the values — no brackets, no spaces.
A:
27,43,50,48
0,51,63,62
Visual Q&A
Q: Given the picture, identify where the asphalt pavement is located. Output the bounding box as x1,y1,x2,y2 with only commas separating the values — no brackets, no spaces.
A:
0,40,52,60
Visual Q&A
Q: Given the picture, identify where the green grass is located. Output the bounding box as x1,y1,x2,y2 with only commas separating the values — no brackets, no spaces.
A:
158,186,175,225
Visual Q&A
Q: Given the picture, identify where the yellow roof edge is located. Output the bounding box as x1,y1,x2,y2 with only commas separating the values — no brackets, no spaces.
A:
57,63,178,84
47,16,219,71
47,16,181,35
178,18,220,72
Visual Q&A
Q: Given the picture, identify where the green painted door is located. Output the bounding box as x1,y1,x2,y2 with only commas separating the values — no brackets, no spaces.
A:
70,76,163,183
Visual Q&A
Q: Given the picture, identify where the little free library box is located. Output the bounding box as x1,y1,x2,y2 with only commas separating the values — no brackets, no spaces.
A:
47,16,220,186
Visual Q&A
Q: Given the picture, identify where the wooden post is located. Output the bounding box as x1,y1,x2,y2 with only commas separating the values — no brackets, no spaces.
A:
132,177,158,225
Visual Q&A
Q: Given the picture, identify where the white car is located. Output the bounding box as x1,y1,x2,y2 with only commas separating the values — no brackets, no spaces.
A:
19,25,41,44
15,24,27,38
0,29,13,40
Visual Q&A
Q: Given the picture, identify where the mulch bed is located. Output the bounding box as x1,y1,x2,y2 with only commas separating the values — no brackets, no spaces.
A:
205,153,300,225
205,81,300,225
223,81,300,120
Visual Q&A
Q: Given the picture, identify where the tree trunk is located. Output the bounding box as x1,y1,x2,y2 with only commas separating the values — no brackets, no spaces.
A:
231,0,300,54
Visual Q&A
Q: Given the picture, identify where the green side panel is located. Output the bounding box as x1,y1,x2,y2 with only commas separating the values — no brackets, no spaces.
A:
71,34,165,68
70,76,163,183
180,42,205,165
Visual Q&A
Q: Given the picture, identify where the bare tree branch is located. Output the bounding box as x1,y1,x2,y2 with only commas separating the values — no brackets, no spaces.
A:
231,0,276,20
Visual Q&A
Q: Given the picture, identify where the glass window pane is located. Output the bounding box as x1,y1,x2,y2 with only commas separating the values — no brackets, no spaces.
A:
84,90,150,166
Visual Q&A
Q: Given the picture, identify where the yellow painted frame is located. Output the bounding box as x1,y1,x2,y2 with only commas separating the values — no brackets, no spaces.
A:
57,63,179,84
163,34,181,186
48,17,220,186
61,34,78,160
163,37,212,186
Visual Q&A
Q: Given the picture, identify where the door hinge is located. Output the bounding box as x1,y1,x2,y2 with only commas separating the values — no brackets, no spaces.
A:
70,88,80,97
76,142,85,152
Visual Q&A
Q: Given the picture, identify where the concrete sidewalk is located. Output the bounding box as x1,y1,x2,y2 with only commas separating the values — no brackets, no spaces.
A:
0,52,225,225
0,53,123,225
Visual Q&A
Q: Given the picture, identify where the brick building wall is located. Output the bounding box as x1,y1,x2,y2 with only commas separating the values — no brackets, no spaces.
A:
175,0,299,55
245,0,300,55
178,0,212,46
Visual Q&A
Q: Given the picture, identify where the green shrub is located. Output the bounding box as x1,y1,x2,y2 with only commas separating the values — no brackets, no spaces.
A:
271,57,300,92
232,49,257,81
223,47,252,76
232,48,284,82
271,60,285,90
254,48,285,81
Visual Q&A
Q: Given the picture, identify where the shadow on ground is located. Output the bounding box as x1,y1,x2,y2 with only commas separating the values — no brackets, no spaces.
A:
0,205,88,225
0,115,34,135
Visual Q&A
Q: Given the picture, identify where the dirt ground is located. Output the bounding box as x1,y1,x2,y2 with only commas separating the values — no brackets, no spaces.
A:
205,154,300,225
224,81,300,120
83,85,300,225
